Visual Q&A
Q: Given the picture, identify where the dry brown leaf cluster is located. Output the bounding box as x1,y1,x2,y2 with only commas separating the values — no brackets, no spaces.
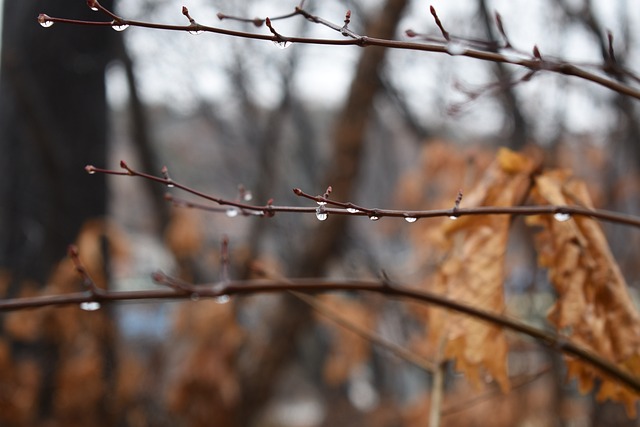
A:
527,169,640,415
400,143,640,415
411,148,539,392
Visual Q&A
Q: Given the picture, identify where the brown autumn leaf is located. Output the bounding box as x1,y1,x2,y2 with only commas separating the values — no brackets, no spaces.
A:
417,148,539,392
395,139,494,265
527,169,640,416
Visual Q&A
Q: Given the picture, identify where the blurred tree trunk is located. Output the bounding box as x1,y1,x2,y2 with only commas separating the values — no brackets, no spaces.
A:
296,0,409,277
238,1,409,426
0,1,116,425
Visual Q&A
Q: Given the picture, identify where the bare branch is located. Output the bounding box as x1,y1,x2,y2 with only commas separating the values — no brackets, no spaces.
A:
0,273,638,395
86,162,640,228
36,1,640,99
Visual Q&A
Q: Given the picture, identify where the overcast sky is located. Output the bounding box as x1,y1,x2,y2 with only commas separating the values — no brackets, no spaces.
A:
101,0,639,141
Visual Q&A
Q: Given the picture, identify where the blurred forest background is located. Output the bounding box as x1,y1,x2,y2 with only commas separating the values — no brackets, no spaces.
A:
1,0,640,425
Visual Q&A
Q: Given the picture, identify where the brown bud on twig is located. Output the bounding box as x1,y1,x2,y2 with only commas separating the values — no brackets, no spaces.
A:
119,160,133,175
533,45,542,59
323,186,332,199
341,10,352,36
430,5,450,41
87,0,100,12
607,30,616,63
454,188,463,209
494,12,511,48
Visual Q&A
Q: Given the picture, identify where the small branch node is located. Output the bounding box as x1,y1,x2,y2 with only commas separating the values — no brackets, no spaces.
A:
379,270,393,288
182,6,195,25
119,160,133,175
264,198,276,217
266,17,286,41
68,245,104,297
161,165,175,187
533,45,542,60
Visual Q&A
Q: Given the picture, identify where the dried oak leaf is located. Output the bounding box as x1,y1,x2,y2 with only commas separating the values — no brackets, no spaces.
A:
420,148,538,392
526,169,640,416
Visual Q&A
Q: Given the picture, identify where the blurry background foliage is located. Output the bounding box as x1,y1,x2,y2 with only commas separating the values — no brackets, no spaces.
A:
1,0,640,426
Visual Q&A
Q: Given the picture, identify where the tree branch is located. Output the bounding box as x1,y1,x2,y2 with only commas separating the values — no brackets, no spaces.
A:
36,1,640,100
84,162,640,229
1,273,638,395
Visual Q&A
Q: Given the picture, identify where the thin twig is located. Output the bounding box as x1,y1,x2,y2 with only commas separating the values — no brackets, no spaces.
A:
84,163,640,228
441,366,551,416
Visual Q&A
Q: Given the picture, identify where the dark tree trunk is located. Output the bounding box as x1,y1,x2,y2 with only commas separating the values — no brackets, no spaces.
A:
0,0,114,287
0,2,116,425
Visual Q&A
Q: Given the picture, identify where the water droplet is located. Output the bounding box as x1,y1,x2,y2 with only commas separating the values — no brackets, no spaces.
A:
369,216,379,221
446,41,466,55
347,208,360,214
317,201,327,206
272,40,292,49
226,208,239,218
166,182,175,188
188,28,204,35
87,169,96,175
111,22,129,31
190,293,200,301
554,212,571,222
316,207,328,221
38,15,54,28
404,216,417,223
87,0,99,11
215,295,231,304
243,191,253,201
448,215,459,220
79,301,101,311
